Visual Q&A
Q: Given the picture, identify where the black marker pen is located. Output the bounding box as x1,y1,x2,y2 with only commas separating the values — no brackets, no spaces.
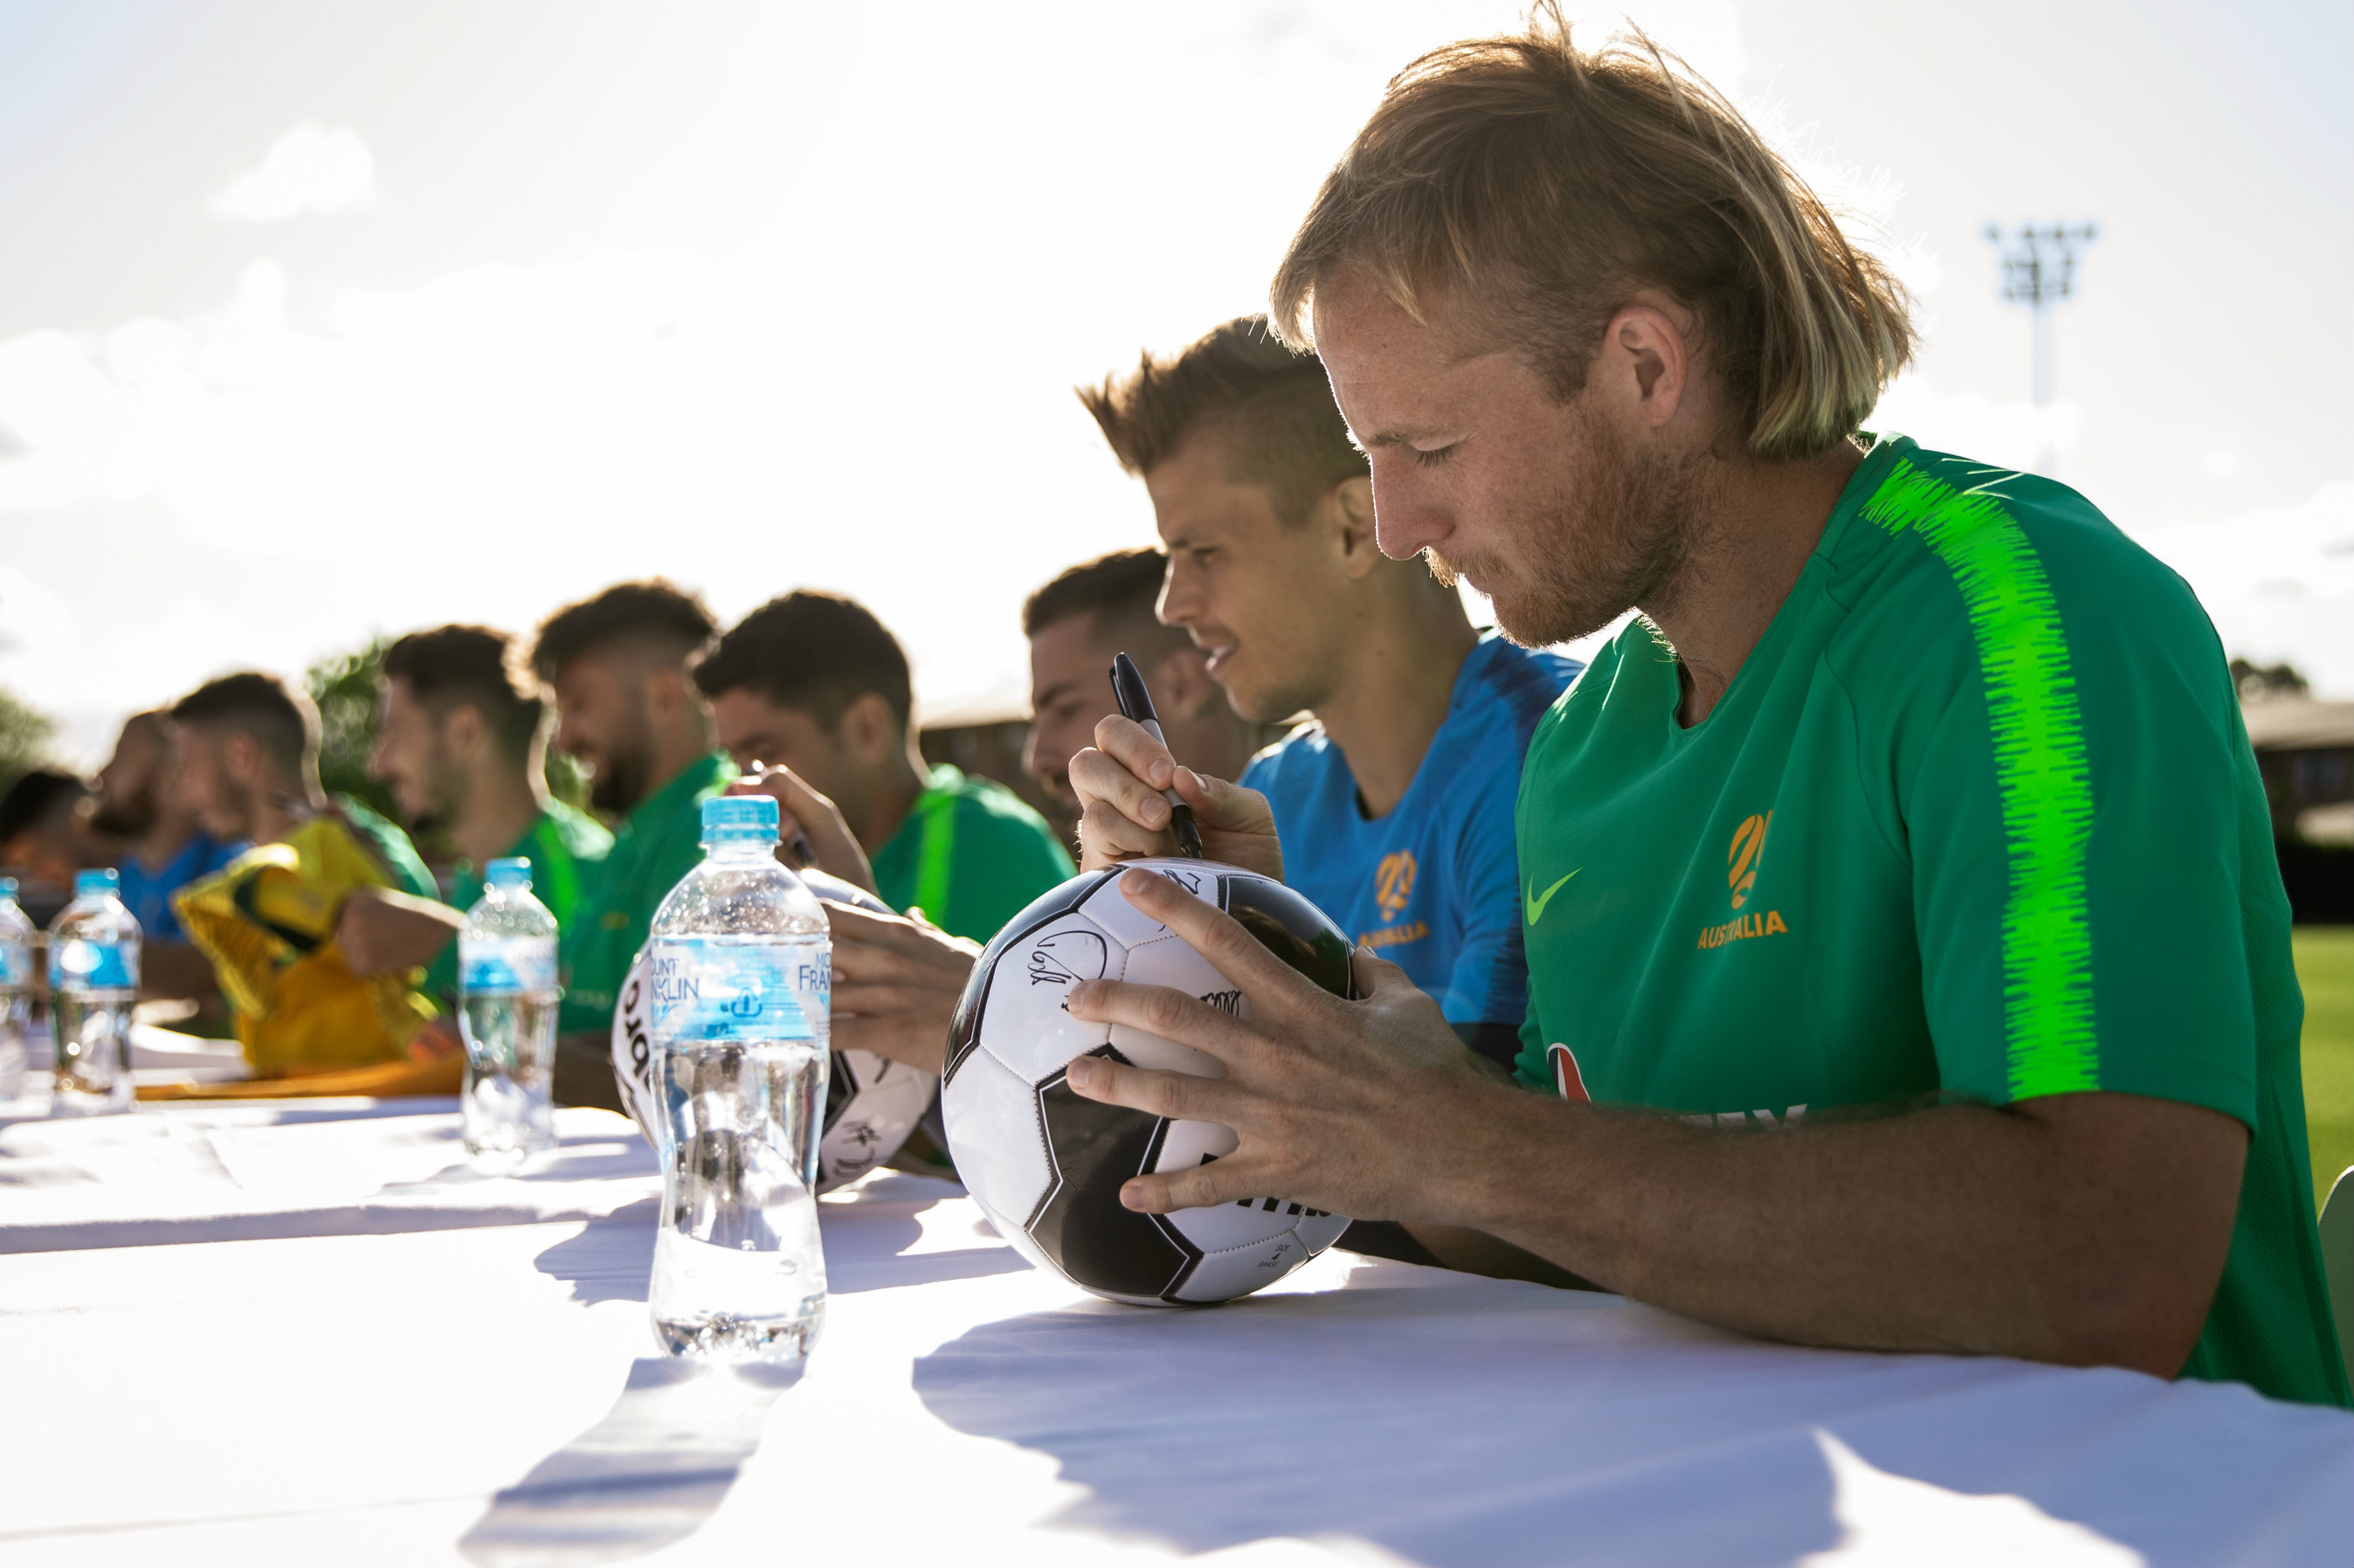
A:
1109,652,1205,860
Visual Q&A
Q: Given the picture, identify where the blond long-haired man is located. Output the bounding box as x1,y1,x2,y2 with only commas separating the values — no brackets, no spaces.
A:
1063,12,2347,1406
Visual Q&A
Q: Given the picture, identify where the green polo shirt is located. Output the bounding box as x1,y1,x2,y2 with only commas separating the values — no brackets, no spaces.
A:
334,794,438,901
424,800,614,1005
868,764,1073,944
1513,435,2346,1407
557,752,736,1035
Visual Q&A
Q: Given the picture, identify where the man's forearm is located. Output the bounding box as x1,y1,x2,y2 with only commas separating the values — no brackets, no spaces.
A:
1445,1088,2245,1376
337,888,462,975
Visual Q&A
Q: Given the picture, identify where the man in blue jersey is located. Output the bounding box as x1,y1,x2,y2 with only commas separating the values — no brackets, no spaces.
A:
1076,316,1580,1067
91,710,245,1024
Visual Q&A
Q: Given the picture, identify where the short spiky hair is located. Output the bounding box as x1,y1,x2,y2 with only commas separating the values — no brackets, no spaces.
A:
1269,7,1913,459
1021,548,1169,639
526,579,718,684
171,672,319,774
692,591,914,730
1078,316,1368,525
383,625,545,759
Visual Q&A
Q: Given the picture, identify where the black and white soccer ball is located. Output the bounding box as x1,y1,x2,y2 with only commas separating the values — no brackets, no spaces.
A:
942,857,1358,1306
610,867,937,1192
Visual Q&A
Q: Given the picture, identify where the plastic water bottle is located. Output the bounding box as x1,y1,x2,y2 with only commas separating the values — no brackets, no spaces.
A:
457,856,560,1169
645,795,832,1364
49,868,140,1116
0,878,34,1099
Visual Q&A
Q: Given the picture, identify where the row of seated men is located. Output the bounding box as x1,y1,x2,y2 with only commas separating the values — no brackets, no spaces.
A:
0,318,1578,1113
2,12,2337,1415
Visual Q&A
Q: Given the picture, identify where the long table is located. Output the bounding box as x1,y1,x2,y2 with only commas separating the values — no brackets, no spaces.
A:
3,1095,2351,1565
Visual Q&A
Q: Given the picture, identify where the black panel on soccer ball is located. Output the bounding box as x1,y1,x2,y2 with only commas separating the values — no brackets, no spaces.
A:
1219,874,1359,1000
944,869,1116,1085
1027,1045,1200,1301
823,1049,853,1129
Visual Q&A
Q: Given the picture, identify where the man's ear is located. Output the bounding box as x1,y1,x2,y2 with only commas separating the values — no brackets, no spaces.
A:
645,665,698,727
1149,644,1223,721
223,731,264,786
837,692,904,768
1324,475,1381,581
1595,301,1691,430
445,702,487,760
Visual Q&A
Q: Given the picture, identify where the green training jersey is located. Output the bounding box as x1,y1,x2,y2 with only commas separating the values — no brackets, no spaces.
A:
423,801,614,1006
870,764,1075,944
557,752,735,1035
1512,435,2347,1408
333,794,438,901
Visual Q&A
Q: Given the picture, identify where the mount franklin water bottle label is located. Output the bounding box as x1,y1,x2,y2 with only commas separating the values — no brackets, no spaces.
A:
645,939,825,1043
0,946,29,987
459,936,558,995
49,938,135,991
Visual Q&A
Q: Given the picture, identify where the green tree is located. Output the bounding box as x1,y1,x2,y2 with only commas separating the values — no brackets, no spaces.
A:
306,639,397,822
0,684,59,795
2233,658,2311,703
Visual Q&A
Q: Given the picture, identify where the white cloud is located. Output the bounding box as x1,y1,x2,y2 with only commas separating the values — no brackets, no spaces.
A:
211,123,376,222
0,247,1149,733
1869,375,2077,476
2132,482,2354,697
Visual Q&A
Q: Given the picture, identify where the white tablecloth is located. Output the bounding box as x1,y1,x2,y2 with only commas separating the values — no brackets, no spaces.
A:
2,1098,2351,1566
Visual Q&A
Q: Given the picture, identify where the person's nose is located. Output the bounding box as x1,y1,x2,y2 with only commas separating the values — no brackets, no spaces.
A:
1157,566,1203,629
1367,455,1453,562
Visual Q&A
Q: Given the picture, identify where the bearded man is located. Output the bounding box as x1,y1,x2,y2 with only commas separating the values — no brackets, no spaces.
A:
369,625,611,1010
1064,14,2347,1406
522,580,734,1104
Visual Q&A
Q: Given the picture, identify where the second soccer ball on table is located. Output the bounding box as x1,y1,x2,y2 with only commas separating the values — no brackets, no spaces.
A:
941,857,1358,1307
609,867,938,1192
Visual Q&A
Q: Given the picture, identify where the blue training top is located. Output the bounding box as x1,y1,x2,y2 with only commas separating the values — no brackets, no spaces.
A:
1241,632,1581,1067
116,832,247,943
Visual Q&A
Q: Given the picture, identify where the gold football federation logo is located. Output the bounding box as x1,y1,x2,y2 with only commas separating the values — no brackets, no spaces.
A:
1727,812,1771,910
1375,850,1417,922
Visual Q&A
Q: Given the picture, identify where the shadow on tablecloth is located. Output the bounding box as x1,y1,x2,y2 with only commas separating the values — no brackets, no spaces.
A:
910,1269,2354,1568
458,1357,800,1568
527,1172,1030,1308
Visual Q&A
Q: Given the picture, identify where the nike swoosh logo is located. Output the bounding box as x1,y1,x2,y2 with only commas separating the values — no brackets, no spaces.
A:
1525,869,1580,926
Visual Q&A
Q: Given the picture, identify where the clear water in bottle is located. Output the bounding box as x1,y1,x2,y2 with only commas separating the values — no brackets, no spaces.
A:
645,794,832,1365
457,856,561,1169
0,877,34,1099
49,868,141,1116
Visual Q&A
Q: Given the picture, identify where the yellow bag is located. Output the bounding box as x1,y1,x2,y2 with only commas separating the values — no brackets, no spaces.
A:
175,815,437,1078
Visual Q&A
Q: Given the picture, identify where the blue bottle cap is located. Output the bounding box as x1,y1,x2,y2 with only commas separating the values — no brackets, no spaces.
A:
0,877,16,898
74,868,120,899
486,857,533,889
701,794,780,843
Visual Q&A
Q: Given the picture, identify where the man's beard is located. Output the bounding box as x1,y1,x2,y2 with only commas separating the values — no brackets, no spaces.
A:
1428,409,1713,650
405,749,466,835
588,750,647,815
89,782,155,839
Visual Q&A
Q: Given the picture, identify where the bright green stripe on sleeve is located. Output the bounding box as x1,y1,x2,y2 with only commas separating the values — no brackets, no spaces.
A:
912,791,957,922
1860,459,2099,1098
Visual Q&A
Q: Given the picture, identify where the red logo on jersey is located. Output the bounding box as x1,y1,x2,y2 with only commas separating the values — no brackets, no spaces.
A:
1548,1043,1591,1103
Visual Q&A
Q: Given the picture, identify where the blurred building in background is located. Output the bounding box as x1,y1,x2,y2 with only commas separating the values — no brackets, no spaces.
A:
2240,660,2354,922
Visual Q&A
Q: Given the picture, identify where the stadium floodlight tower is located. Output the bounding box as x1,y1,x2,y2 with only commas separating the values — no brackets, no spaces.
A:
1984,222,2096,475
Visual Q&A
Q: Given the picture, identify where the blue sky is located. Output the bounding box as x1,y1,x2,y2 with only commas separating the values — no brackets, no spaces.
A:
0,0,2346,759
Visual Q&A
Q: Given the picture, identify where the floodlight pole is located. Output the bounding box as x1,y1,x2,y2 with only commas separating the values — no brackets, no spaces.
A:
1984,223,2096,474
